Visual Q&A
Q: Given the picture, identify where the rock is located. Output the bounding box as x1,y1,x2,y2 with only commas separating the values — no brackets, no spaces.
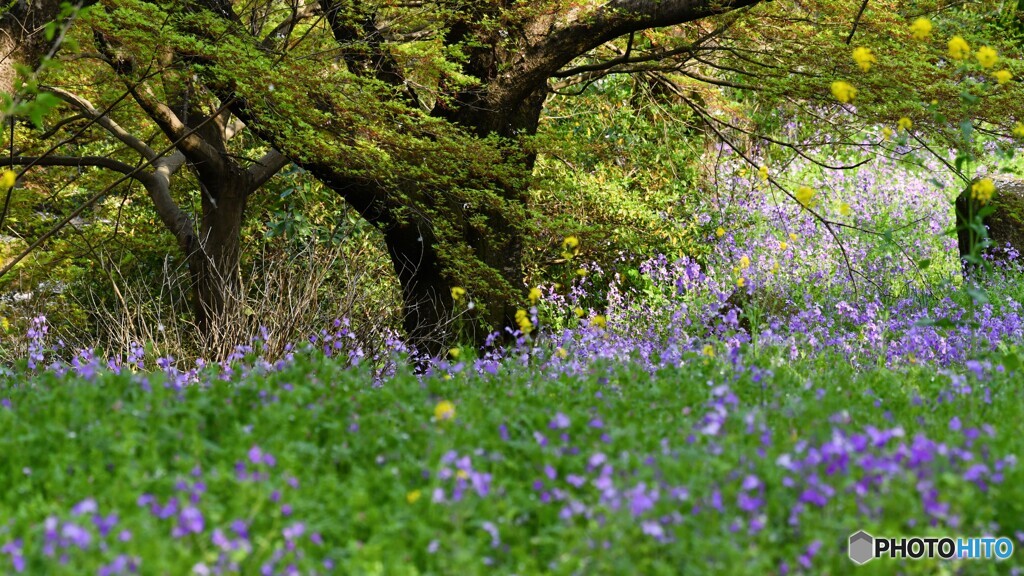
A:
955,176,1024,275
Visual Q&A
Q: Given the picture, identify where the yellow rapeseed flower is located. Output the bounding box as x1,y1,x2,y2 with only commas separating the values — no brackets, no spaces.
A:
562,235,580,259
739,255,751,269
574,307,585,318
451,287,466,301
716,226,726,237
449,347,460,359
555,347,568,359
702,344,715,358
0,170,15,190
994,69,1012,85
971,178,995,204
976,46,998,69
515,309,532,334
789,232,798,241
882,126,893,141
736,277,746,288
434,400,455,421
852,47,877,72
898,117,913,131
529,287,542,304
839,202,852,216
758,165,769,180
795,186,816,208
948,36,970,60
407,490,421,504
779,241,788,250
592,315,607,329
456,469,469,480
910,17,933,40
771,262,780,274
1013,122,1024,138
576,268,587,277
830,81,857,103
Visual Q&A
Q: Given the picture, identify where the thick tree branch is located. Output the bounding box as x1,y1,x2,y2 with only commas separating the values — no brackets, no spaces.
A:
511,0,763,104
126,81,226,176
247,148,290,191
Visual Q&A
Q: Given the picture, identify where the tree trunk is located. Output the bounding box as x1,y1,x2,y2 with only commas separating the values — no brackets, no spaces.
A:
187,171,248,340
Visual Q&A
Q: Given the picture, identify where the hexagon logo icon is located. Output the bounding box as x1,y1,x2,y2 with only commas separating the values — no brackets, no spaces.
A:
849,530,875,565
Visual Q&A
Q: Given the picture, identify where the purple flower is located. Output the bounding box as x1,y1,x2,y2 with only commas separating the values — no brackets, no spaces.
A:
481,521,500,548
174,506,204,537
550,412,571,430
60,522,91,549
534,431,548,447
283,522,305,541
92,513,118,537
71,498,97,516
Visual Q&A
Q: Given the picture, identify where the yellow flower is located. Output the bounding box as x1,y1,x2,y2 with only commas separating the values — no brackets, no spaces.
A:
407,490,421,504
758,165,769,180
994,69,1012,85
515,309,532,334
561,235,580,259
795,186,816,208
971,178,995,204
528,287,542,304
0,170,15,190
882,127,893,141
448,347,460,359
702,344,715,358
771,262,780,274
1014,122,1024,138
976,46,998,69
739,255,751,269
434,400,455,421
898,117,912,131
910,17,933,40
852,47,877,72
789,232,798,241
456,469,469,480
839,202,852,216
574,307,585,318
736,277,746,288
830,80,857,103
779,241,788,250
576,268,587,276
947,36,970,60
451,287,466,301
555,347,568,359
592,315,607,329
716,226,726,237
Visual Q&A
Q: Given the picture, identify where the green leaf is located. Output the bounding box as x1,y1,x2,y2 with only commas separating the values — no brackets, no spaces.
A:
917,258,931,270
965,286,990,305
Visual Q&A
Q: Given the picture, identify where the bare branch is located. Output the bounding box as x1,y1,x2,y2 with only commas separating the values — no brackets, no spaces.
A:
47,86,158,161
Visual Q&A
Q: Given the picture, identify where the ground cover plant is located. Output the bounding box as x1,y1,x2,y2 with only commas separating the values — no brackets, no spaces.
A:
4,1,1024,574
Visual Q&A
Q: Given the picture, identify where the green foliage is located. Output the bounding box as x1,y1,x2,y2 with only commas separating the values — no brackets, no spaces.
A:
529,75,713,305
1,345,1023,573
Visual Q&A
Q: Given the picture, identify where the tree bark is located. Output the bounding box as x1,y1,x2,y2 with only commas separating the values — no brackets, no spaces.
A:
187,170,249,337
